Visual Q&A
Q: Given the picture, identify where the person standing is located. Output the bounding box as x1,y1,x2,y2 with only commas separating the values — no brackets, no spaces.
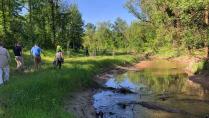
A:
13,42,24,70
55,50,64,69
31,44,44,70
0,42,11,85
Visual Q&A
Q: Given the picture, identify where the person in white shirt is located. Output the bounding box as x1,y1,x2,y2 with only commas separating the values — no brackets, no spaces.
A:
0,42,11,85
55,51,64,69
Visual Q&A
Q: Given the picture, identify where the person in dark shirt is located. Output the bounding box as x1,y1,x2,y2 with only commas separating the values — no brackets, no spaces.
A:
13,42,24,70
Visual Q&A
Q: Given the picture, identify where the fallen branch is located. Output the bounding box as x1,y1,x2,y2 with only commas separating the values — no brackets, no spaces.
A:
102,87,137,94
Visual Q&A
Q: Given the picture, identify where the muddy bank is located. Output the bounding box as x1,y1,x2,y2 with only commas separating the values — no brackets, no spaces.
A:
64,89,96,118
189,73,209,90
64,65,137,118
64,56,209,118
177,56,209,90
135,56,203,75
135,56,209,90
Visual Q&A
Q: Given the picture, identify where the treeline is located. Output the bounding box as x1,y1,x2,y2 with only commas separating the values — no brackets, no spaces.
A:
85,0,209,56
0,0,83,50
0,0,157,55
1,0,209,56
83,18,156,55
125,0,209,56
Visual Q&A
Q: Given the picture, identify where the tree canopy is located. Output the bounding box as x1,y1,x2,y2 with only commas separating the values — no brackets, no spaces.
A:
0,0,84,50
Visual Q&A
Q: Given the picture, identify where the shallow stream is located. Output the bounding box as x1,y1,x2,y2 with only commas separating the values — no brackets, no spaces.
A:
93,60,209,118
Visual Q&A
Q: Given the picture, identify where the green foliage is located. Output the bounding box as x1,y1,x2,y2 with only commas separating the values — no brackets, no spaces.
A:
125,0,209,55
112,18,128,49
192,60,205,74
83,18,156,55
67,4,84,50
126,21,156,53
83,23,96,51
0,1,84,50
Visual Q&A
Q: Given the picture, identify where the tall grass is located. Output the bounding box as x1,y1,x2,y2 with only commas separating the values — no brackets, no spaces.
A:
0,51,134,118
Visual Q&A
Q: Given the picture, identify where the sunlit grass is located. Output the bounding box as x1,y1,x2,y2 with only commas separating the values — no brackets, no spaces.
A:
0,50,134,118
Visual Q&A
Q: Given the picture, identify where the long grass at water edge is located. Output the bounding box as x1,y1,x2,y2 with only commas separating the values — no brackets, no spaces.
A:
0,51,135,118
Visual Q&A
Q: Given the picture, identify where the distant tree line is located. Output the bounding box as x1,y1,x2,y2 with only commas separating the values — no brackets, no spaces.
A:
0,0,83,50
1,0,208,56
83,18,156,55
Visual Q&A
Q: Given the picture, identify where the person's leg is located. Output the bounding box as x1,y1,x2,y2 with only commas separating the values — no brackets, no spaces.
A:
38,57,41,69
0,68,3,85
58,61,61,69
15,57,20,69
18,57,22,69
35,56,41,70
34,57,38,70
55,59,59,68
19,56,24,69
20,56,24,69
3,65,9,82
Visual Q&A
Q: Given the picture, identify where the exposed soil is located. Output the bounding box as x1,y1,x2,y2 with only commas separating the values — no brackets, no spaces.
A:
189,72,209,90
64,55,209,118
135,56,209,89
64,89,96,118
64,65,136,118
135,60,153,69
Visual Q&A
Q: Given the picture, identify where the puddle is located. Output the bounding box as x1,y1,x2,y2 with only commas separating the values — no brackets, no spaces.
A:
93,60,209,118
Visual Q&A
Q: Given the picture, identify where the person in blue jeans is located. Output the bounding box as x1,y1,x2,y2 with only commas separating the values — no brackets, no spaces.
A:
31,44,44,69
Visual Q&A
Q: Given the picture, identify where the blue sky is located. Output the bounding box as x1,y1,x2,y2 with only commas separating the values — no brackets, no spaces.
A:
65,0,136,24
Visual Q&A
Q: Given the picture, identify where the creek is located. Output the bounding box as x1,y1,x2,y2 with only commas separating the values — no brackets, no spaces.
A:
93,60,209,118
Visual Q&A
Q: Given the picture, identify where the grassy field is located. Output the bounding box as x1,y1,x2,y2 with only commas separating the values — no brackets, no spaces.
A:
0,51,135,118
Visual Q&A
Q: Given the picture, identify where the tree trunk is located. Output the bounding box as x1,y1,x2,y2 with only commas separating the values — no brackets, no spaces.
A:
8,0,15,43
50,0,56,45
204,42,209,58
42,16,47,43
28,0,34,44
2,0,7,36
205,7,209,25
204,7,209,58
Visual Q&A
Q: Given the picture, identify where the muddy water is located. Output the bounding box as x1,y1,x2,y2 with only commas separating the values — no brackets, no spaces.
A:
93,60,209,118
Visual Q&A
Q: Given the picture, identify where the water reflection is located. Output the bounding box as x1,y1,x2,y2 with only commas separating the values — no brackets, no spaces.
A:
93,60,209,118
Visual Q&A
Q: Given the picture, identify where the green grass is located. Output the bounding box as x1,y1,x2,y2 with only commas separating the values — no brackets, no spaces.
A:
191,61,205,74
0,51,135,118
155,46,206,59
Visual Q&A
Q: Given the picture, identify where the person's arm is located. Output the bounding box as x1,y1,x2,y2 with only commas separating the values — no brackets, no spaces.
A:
61,52,63,58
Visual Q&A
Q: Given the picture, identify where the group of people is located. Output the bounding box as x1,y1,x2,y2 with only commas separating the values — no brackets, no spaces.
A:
0,41,64,86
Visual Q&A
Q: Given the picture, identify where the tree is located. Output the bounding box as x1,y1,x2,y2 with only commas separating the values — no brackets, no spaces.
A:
125,0,209,56
67,4,84,51
112,17,128,50
83,23,97,55
95,22,115,54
